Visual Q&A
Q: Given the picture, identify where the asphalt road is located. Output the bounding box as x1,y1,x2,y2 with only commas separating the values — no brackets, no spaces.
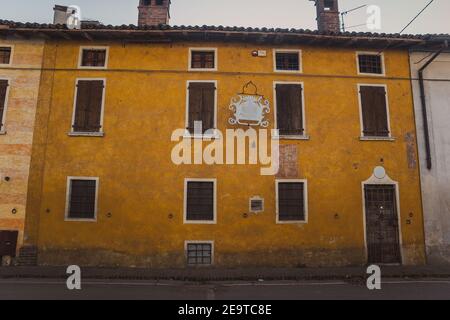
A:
1,278,450,300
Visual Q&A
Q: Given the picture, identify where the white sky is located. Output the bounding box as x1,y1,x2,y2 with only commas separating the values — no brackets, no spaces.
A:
0,0,449,35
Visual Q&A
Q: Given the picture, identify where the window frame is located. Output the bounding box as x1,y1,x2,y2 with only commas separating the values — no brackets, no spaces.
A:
357,83,393,141
0,78,11,134
273,49,302,73
249,196,264,213
272,81,308,140
356,51,385,77
0,45,13,66
275,179,308,224
69,78,107,137
184,240,215,266
183,178,217,225
185,80,218,139
64,176,99,222
188,48,218,72
78,46,109,70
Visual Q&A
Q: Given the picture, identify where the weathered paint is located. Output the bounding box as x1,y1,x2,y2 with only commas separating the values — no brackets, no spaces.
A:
24,41,425,267
410,52,450,265
0,39,44,255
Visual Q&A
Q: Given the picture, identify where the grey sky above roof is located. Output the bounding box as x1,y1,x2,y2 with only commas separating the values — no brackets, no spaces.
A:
0,0,448,35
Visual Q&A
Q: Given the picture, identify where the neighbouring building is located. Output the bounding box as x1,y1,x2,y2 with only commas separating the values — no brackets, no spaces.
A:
0,38,45,265
410,41,450,265
1,0,445,268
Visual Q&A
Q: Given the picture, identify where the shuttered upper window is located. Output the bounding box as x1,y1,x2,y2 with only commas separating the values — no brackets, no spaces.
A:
187,82,216,135
72,80,105,133
66,178,98,220
359,85,390,137
274,50,301,72
185,180,216,223
275,83,304,136
0,80,9,131
357,53,384,75
276,180,307,223
189,49,217,70
79,47,108,68
0,47,12,65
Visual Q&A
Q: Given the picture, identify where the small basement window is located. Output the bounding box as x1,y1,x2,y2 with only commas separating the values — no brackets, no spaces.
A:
358,53,384,75
0,47,12,65
274,50,301,72
186,242,213,266
190,49,217,70
250,197,264,213
79,47,108,68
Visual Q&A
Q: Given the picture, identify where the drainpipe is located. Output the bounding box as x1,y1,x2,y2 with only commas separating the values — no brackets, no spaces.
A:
418,40,448,170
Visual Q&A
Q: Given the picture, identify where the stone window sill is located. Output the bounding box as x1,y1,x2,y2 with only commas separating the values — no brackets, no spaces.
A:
360,136,395,142
272,134,310,141
68,132,105,137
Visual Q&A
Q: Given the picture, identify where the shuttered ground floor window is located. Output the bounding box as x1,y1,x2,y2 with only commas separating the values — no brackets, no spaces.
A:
185,180,216,222
0,79,9,131
186,242,213,266
72,79,105,133
359,85,390,137
276,180,307,222
66,178,98,220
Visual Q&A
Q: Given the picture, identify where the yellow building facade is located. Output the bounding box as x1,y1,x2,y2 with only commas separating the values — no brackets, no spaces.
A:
0,38,44,263
8,25,426,268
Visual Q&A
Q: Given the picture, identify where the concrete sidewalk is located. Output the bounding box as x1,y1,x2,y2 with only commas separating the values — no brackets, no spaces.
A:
2,265,450,281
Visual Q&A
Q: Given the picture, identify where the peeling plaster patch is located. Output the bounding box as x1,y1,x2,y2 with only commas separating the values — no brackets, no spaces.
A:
405,132,417,169
276,145,298,178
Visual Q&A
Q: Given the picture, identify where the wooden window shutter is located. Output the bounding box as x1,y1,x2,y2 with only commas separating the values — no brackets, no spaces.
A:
360,86,389,137
73,80,104,132
188,82,215,134
276,84,303,135
0,80,9,129
186,181,214,221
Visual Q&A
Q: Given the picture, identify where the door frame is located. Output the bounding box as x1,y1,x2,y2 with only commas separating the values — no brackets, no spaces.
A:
361,169,403,265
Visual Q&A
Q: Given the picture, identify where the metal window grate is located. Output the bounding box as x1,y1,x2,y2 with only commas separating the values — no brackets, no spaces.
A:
358,54,383,74
187,243,212,266
0,47,11,64
191,51,215,69
278,182,305,221
186,181,214,221
276,52,300,71
68,179,97,219
81,49,107,67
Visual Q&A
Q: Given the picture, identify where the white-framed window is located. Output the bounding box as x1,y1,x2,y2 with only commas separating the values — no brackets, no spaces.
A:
65,177,99,221
357,84,393,140
188,48,218,71
273,49,302,73
70,78,106,136
185,80,218,139
276,179,308,224
356,52,385,76
249,196,264,213
0,45,13,66
78,46,109,69
185,241,214,266
184,178,217,224
273,81,308,140
0,78,11,133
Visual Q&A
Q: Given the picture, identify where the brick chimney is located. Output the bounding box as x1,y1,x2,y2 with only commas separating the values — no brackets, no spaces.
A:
310,0,341,33
138,0,171,26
